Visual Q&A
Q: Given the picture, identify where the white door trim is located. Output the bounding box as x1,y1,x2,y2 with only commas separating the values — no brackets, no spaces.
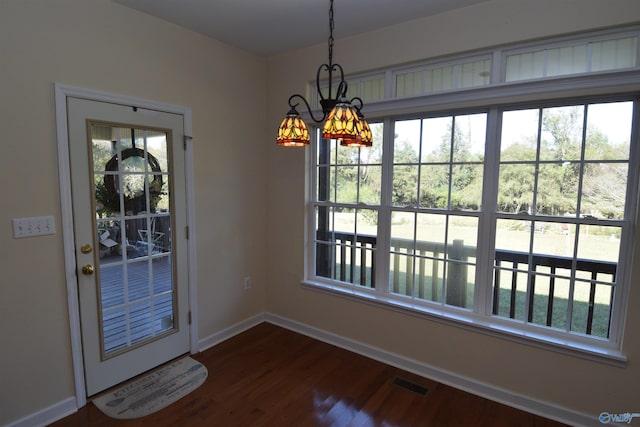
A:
54,83,199,409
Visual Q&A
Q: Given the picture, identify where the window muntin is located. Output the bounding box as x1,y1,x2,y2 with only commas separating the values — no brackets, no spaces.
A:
497,102,633,219
316,124,384,204
393,114,486,210
492,101,633,338
390,212,478,309
315,206,378,288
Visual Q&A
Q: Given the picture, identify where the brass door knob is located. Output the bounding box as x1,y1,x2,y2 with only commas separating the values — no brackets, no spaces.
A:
81,264,94,275
81,244,93,254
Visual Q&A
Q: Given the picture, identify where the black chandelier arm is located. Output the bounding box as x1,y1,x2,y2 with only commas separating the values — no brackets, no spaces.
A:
335,79,348,100
315,62,348,103
287,94,326,123
350,96,364,112
316,64,331,101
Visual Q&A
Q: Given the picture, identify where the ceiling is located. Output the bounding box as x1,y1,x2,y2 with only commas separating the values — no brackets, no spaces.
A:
114,0,490,56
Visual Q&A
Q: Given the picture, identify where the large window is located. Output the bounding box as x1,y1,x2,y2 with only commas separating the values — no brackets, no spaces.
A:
309,97,637,357
306,27,640,358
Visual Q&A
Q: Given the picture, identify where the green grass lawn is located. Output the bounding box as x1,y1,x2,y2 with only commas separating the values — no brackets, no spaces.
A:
327,213,616,338
328,262,611,338
493,284,611,337
391,272,611,338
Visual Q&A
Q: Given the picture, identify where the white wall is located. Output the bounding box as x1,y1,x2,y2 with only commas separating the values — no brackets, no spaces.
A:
266,0,640,422
0,1,267,425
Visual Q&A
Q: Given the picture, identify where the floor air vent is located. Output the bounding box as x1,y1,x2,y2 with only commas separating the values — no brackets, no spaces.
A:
391,376,429,396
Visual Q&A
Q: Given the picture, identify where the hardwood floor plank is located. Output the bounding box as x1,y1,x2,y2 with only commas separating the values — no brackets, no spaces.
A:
50,323,568,426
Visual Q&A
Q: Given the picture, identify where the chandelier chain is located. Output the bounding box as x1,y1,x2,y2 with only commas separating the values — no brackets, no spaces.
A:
328,0,334,65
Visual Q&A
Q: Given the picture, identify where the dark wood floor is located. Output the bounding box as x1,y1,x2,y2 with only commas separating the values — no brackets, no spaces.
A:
51,322,567,426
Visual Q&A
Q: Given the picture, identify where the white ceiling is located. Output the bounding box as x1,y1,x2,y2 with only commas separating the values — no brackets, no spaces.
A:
113,0,490,56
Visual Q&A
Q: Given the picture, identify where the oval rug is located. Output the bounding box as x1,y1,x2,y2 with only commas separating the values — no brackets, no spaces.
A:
92,356,208,419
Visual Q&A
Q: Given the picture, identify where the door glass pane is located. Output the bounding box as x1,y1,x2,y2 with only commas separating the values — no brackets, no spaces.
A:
91,124,175,358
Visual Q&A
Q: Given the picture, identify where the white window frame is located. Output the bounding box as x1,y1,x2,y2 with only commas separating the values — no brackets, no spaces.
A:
303,27,640,366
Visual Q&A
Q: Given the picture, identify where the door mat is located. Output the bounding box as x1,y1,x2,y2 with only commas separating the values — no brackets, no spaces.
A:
93,356,208,419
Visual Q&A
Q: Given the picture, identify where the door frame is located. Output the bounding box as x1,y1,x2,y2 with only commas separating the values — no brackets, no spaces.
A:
54,83,199,408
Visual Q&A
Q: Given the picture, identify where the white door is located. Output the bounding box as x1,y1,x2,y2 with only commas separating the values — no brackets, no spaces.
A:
67,97,190,396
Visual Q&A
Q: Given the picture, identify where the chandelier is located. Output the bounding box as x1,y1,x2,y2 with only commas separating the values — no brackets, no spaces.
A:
276,0,372,148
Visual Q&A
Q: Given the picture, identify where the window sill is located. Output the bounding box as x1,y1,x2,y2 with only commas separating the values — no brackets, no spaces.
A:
301,280,627,367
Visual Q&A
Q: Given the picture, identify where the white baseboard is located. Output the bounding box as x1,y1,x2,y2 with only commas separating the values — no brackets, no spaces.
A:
5,396,77,427
263,312,597,427
197,313,266,352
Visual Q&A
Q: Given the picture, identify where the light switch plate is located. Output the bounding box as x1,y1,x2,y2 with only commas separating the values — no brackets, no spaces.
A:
13,216,56,238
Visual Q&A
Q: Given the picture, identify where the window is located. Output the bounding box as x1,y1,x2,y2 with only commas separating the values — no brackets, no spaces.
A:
389,114,487,308
306,27,640,359
315,127,383,287
505,35,638,82
309,97,637,358
395,57,492,97
309,29,638,108
493,102,633,339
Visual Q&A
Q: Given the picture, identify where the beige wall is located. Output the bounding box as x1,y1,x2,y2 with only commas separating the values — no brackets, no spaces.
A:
0,1,267,424
2,0,639,424
266,0,640,422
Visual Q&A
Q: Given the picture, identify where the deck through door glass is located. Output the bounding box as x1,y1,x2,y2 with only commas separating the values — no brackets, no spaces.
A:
91,124,175,358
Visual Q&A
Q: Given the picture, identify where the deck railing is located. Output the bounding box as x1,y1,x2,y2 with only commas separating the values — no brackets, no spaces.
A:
493,250,616,336
389,237,476,307
316,231,615,336
317,231,377,287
